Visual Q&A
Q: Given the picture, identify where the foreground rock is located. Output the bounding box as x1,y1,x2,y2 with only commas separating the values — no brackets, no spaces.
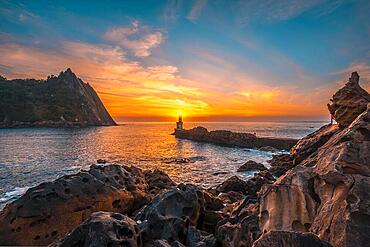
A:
174,127,297,150
259,73,370,247
253,231,332,247
0,164,173,246
135,184,223,246
327,72,370,127
237,160,267,172
53,212,141,247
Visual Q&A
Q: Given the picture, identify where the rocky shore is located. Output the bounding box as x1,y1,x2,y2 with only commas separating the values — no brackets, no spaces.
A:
173,127,298,151
0,72,369,247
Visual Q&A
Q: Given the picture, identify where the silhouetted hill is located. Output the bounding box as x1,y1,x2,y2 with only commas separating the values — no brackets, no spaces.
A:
0,68,116,127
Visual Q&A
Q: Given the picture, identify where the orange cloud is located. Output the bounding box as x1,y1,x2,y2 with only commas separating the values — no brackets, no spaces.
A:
0,38,349,122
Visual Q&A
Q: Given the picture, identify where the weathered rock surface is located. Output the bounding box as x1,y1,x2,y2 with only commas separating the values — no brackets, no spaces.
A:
144,169,176,196
237,160,267,172
328,72,370,127
259,72,370,247
252,231,332,247
0,164,150,246
52,211,141,247
135,184,224,246
216,176,249,194
266,154,295,177
259,166,319,233
174,126,297,150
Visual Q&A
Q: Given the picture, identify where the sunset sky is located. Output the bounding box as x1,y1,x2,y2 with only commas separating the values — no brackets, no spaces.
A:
1,0,370,122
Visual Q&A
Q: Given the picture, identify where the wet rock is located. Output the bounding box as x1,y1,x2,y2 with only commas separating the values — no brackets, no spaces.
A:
327,71,370,127
252,231,332,247
237,161,267,172
144,169,176,196
267,154,294,177
216,176,249,195
52,211,141,247
0,164,150,246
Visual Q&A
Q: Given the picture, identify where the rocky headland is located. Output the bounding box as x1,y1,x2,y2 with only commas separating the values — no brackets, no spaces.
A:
0,72,369,247
0,69,116,128
173,127,298,151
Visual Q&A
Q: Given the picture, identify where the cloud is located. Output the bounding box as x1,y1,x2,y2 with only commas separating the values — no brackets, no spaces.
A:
234,0,344,25
0,40,206,119
187,0,207,22
162,0,183,23
103,21,164,57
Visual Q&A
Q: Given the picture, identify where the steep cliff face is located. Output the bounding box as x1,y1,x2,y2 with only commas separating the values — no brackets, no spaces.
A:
0,68,116,127
259,72,370,247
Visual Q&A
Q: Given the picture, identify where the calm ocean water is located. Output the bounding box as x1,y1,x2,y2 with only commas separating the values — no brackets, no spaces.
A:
0,121,325,208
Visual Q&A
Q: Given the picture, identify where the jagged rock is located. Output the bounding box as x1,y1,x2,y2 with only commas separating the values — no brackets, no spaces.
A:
246,171,275,198
216,202,261,247
291,124,340,165
135,184,204,244
327,71,370,127
259,166,319,233
252,231,332,247
144,169,176,196
216,176,249,194
51,212,141,247
0,164,150,246
185,226,216,247
237,161,267,172
0,68,116,127
267,154,294,177
258,73,370,247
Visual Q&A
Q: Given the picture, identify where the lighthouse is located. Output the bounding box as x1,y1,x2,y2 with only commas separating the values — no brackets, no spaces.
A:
176,113,183,130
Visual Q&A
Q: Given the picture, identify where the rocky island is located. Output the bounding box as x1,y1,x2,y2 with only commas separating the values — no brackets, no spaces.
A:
0,69,116,128
0,72,369,247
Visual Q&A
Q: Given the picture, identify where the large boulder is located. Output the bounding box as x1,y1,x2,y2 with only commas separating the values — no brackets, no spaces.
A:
135,184,222,246
0,164,150,246
252,231,332,247
327,71,370,127
52,211,141,247
144,169,176,196
237,161,267,172
216,176,249,194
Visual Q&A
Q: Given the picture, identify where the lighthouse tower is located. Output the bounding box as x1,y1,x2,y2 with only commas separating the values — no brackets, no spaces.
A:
176,113,183,130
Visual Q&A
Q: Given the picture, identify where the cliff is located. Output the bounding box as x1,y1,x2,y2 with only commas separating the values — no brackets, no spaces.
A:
0,68,116,127
174,127,298,150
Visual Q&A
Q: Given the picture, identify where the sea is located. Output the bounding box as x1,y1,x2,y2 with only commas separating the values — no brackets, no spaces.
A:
0,121,326,208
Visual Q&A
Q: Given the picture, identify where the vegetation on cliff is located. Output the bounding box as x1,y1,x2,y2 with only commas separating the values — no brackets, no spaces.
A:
0,68,116,127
